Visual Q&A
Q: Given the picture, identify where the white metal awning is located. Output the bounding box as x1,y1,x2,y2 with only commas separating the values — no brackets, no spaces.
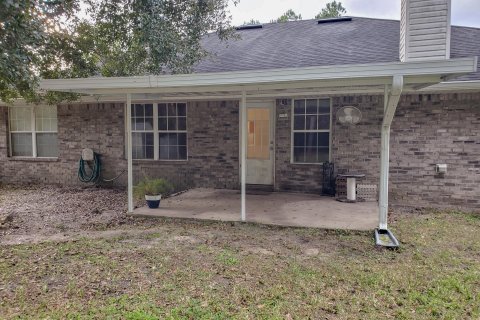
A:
36,56,478,243
39,57,478,98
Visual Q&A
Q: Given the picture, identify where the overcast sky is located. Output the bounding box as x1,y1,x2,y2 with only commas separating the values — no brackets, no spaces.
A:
228,0,480,28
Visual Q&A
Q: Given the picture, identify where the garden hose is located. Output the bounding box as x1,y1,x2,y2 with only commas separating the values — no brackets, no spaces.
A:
78,152,126,183
78,152,101,183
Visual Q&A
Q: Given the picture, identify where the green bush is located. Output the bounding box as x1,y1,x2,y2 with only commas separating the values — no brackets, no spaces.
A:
133,178,173,199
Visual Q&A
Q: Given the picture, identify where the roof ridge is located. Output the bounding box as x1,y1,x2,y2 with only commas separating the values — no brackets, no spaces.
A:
249,16,396,27
235,16,480,30
451,24,480,30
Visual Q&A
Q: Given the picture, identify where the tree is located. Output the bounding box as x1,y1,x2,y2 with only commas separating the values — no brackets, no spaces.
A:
242,19,261,25
315,1,346,19
0,0,237,102
0,0,81,102
272,9,302,23
84,0,237,76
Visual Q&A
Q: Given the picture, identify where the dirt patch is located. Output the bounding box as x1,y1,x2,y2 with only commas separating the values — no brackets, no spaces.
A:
171,235,202,244
303,248,320,256
0,185,369,260
243,246,275,256
0,185,161,244
0,212,13,231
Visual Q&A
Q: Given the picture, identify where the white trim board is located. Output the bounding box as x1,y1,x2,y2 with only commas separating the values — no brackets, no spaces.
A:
420,80,480,92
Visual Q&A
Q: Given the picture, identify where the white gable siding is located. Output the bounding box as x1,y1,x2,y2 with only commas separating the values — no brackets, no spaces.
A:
399,0,451,62
400,0,408,62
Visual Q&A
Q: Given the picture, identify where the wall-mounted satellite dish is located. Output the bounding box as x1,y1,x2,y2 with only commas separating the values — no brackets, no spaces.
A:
337,106,362,125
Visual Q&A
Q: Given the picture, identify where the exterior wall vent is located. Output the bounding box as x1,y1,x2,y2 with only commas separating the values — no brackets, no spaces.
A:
317,17,352,24
235,24,263,31
400,0,451,62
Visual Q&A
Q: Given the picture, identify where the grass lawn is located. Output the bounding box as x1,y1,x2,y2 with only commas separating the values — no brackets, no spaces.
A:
0,210,479,319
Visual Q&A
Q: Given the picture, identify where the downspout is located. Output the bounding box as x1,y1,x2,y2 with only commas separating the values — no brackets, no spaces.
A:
378,75,403,230
126,93,133,213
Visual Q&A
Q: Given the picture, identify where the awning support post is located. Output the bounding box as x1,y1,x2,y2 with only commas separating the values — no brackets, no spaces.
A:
378,75,403,230
378,122,391,229
240,91,247,221
127,93,133,213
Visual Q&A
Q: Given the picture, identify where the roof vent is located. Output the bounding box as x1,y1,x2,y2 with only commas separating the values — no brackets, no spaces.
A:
317,17,352,24
235,24,263,31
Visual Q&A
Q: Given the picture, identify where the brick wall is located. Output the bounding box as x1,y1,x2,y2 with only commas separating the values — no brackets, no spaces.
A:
331,95,383,186
390,93,480,210
0,100,240,190
274,100,324,193
133,100,239,190
0,93,478,210
274,96,383,193
0,103,126,186
274,93,479,210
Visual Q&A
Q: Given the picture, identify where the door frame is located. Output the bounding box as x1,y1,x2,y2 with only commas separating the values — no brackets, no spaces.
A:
239,99,276,186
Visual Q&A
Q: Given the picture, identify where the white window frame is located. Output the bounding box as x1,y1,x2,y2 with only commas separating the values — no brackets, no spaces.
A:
290,98,332,164
8,106,58,158
131,103,155,160
128,102,188,161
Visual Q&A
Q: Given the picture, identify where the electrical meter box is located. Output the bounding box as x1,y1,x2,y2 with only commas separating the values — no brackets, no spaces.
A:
82,148,94,161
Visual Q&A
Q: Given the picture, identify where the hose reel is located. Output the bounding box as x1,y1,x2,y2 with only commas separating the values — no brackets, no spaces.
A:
78,148,125,183
78,148,101,183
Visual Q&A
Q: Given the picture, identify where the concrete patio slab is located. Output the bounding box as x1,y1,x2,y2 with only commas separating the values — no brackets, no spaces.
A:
132,188,378,230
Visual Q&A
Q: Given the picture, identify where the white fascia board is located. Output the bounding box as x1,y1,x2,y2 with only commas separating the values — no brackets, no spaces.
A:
55,87,387,103
0,99,51,108
420,80,480,92
40,57,477,94
58,77,397,95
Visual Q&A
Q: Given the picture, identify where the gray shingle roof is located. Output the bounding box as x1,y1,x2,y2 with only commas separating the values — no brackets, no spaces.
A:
195,17,480,81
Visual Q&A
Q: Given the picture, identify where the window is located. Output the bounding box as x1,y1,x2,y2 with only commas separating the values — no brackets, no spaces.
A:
158,103,187,160
131,104,154,159
292,98,330,163
9,106,58,158
130,102,187,160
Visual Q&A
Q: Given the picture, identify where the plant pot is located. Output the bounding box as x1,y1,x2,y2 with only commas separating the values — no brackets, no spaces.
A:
145,194,162,209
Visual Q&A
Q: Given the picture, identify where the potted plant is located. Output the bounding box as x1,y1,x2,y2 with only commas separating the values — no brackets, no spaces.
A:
133,178,173,209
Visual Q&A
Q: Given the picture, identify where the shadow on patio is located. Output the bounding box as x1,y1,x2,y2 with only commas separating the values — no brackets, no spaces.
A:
131,188,378,231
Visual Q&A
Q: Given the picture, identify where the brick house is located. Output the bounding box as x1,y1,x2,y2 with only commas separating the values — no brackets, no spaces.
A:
0,0,479,233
